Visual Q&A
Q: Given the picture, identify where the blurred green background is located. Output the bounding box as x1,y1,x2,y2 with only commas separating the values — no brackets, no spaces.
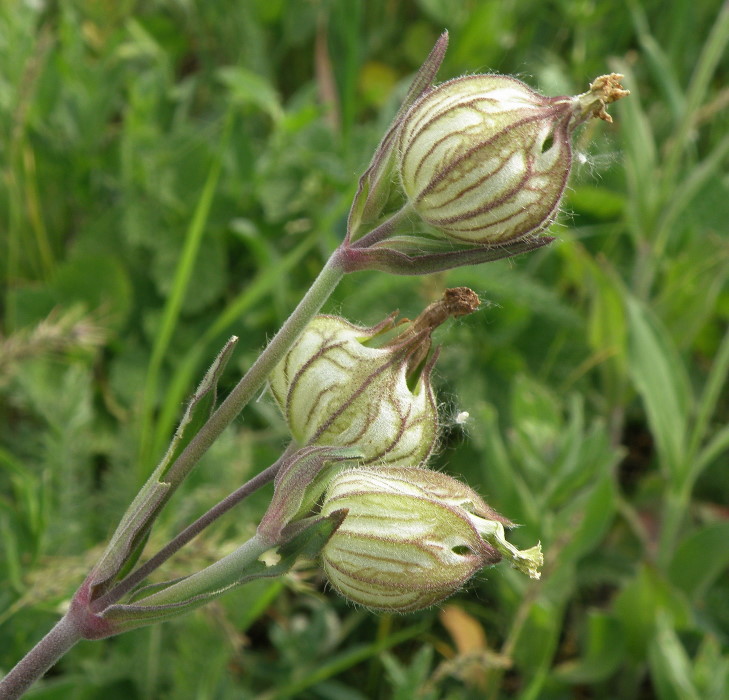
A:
1,0,728,698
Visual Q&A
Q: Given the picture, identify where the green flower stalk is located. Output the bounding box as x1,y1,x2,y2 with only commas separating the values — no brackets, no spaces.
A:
269,287,479,465
0,30,628,700
319,466,543,612
397,73,629,244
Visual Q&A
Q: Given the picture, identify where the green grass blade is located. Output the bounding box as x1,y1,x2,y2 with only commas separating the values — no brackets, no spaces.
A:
274,621,429,698
625,295,691,481
693,425,729,482
150,231,317,460
688,328,729,463
137,113,232,480
662,1,729,189
648,613,701,700
627,0,685,120
668,521,729,601
655,131,729,258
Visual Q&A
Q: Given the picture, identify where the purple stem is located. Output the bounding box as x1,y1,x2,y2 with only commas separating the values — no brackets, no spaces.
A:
91,445,294,612
349,206,412,250
0,613,81,700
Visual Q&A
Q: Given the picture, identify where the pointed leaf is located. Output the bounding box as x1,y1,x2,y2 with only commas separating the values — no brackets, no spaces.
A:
474,404,536,524
648,613,701,700
555,611,625,683
613,565,692,660
217,66,283,122
625,295,691,480
157,335,238,483
257,445,360,544
89,482,170,595
692,636,729,700
347,33,449,239
556,473,617,563
90,337,238,593
690,327,729,467
668,521,729,601
397,32,449,121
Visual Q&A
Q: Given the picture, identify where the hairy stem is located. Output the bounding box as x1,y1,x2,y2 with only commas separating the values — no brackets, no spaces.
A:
159,252,345,489
92,444,296,612
129,534,271,608
0,613,81,700
3,253,345,699
348,205,412,250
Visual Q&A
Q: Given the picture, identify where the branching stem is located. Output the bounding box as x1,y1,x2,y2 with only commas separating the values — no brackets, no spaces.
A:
91,444,296,612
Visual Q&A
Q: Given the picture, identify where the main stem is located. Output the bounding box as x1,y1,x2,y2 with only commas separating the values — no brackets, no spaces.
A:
0,614,81,700
161,251,346,488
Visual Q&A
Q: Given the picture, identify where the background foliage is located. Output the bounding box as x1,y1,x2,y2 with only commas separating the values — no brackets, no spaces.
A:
1,0,728,698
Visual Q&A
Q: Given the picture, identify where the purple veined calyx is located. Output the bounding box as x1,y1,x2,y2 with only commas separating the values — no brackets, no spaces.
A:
269,288,481,466
397,73,629,245
319,465,543,612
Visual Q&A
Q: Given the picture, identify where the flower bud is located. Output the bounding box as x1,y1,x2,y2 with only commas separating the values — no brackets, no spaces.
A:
269,315,436,465
319,466,543,612
269,288,479,466
397,73,628,244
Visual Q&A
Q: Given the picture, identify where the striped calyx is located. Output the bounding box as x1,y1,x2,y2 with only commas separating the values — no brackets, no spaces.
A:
269,288,479,466
269,315,436,466
397,73,628,244
319,466,543,612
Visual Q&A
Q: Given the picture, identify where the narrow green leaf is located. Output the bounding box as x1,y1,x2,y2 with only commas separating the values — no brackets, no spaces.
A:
156,336,238,483
668,0,729,173
547,416,622,510
668,522,729,600
689,327,729,464
609,61,658,240
555,611,624,683
90,337,238,593
474,404,539,526
692,636,729,700
627,0,685,120
138,115,230,478
694,424,729,480
658,131,729,252
274,622,429,698
613,565,692,660
557,474,617,564
625,295,691,480
89,481,170,594
587,262,627,379
512,601,563,677
397,31,448,117
0,515,23,592
217,66,283,122
348,32,449,235
648,612,701,700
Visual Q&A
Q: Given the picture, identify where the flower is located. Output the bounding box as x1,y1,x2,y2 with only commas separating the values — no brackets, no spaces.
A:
319,466,543,612
269,288,480,466
397,73,629,244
